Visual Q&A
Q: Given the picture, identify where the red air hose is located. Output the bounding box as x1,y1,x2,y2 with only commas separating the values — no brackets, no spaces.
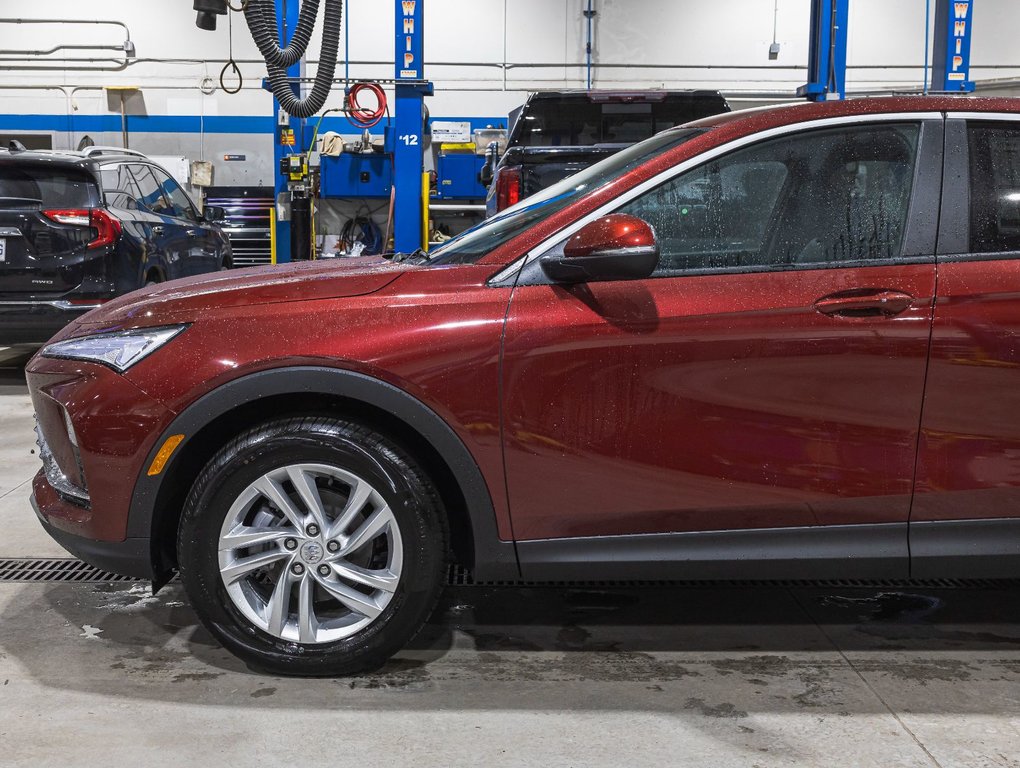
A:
345,82,387,128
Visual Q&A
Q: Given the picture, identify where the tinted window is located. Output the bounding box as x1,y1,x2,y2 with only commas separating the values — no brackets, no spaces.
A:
129,165,172,215
968,123,1020,253
100,165,141,210
0,165,96,207
515,95,726,147
618,123,920,276
152,168,198,221
427,128,706,266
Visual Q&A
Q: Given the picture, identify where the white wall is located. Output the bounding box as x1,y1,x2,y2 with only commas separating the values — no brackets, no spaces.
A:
1,0,1018,185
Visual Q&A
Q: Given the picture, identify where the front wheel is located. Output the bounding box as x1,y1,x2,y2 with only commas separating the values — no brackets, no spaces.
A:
177,416,448,676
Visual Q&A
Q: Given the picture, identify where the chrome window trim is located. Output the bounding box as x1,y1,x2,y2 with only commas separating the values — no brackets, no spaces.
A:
946,111,1020,122
0,300,103,311
488,111,944,286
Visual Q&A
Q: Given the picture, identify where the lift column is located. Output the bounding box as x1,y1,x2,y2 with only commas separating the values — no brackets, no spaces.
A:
393,0,433,253
272,0,303,263
797,0,849,101
932,0,975,92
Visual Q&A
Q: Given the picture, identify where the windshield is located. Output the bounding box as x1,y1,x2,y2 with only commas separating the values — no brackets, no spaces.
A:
425,128,706,266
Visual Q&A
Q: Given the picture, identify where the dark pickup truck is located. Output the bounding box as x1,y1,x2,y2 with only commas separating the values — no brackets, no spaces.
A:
483,89,730,217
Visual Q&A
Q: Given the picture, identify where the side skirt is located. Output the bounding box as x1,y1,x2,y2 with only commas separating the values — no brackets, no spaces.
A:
515,523,909,581
910,518,1020,579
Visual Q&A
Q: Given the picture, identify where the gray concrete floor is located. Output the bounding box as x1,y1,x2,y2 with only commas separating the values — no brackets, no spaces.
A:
2,352,1020,767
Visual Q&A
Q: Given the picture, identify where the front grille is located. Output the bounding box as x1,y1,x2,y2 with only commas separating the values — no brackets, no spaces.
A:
34,417,89,506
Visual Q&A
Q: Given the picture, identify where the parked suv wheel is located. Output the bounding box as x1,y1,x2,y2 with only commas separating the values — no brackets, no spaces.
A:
177,416,448,676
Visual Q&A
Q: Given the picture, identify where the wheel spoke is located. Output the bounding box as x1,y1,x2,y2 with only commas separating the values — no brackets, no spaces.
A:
266,567,296,637
220,549,290,584
313,571,383,619
253,476,305,529
286,466,329,532
330,561,399,593
219,525,292,552
341,505,394,555
297,575,318,643
326,479,373,540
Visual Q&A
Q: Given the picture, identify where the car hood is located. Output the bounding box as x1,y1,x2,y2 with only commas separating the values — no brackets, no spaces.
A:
85,256,411,326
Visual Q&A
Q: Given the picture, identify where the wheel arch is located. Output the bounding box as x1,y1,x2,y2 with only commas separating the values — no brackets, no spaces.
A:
129,366,519,586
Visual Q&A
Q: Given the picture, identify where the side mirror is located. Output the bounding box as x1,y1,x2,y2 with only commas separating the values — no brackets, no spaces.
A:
204,205,227,223
479,141,499,187
540,213,659,284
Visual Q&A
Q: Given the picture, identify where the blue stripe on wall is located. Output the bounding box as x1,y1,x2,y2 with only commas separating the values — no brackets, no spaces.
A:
0,114,508,135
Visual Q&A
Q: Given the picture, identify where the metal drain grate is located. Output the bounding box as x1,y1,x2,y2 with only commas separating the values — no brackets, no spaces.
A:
0,558,140,583
2,559,1020,589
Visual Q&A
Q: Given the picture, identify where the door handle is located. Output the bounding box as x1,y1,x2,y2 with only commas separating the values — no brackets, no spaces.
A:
151,225,164,235
813,288,915,318
186,229,198,237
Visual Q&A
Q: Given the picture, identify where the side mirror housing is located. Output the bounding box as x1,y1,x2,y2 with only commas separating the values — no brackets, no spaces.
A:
540,213,659,284
479,141,500,187
204,205,227,223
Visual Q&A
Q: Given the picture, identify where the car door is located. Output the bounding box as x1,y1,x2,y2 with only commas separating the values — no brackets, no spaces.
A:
150,166,221,275
911,114,1020,576
501,117,943,579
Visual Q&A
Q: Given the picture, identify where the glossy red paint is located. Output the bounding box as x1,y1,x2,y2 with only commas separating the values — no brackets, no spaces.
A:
22,95,1020,578
502,263,936,539
913,258,1020,521
563,214,656,258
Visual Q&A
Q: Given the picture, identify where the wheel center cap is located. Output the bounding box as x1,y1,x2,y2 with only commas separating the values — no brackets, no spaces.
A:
300,540,324,565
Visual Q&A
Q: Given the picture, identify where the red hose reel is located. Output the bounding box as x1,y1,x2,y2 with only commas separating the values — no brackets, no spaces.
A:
344,82,387,128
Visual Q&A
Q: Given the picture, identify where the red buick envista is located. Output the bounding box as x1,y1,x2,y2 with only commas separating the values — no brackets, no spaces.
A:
26,96,1020,675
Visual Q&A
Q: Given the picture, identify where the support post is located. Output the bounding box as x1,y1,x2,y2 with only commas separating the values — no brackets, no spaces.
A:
273,0,303,263
393,0,433,254
932,0,975,92
797,0,849,101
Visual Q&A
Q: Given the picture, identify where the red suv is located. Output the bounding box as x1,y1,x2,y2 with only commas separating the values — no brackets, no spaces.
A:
26,97,1020,675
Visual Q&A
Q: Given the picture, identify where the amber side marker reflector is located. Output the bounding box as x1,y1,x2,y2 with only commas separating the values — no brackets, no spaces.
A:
147,434,185,476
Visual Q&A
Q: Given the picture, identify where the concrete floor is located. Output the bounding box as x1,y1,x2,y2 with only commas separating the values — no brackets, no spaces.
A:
2,352,1020,767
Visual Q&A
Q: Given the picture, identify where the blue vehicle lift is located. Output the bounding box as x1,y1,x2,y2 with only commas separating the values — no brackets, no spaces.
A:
272,0,432,259
797,0,849,101
932,0,975,92
799,0,975,102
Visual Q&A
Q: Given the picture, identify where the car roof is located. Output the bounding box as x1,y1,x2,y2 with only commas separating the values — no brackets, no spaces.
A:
0,147,152,170
681,95,1020,133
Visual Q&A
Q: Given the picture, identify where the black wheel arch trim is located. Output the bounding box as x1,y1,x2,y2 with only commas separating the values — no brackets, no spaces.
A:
128,365,521,581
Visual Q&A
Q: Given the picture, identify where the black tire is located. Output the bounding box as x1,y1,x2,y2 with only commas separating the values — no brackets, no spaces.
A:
177,416,448,676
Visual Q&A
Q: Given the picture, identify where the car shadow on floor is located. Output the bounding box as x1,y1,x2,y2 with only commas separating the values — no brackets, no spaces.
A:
3,578,1020,714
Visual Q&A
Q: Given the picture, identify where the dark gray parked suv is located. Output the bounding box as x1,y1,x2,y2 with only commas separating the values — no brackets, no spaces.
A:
0,144,231,344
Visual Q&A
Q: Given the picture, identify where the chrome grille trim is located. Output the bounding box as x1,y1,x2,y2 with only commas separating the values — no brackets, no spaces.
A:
34,418,90,505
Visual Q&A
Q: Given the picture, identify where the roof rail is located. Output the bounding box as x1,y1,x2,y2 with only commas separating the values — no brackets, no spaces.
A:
81,146,147,158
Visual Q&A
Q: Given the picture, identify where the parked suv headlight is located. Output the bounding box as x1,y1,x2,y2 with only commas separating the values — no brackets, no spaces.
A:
42,325,188,373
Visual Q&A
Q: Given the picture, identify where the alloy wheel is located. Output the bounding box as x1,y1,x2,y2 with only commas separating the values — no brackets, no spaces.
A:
217,463,403,644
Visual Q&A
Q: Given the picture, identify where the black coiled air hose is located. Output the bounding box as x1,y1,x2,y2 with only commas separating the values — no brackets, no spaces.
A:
244,0,342,118
244,0,320,67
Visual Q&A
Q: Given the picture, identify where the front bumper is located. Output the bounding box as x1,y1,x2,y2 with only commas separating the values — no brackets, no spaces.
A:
0,300,100,345
31,481,153,578
27,355,175,571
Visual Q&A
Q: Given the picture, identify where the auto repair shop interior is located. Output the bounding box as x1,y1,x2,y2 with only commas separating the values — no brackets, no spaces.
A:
3,1,1020,765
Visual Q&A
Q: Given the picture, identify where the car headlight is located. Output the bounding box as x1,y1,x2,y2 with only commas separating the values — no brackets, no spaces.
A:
42,325,188,373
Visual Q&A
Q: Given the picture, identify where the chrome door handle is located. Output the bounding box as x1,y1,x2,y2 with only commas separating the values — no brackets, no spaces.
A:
814,289,914,318
151,225,164,235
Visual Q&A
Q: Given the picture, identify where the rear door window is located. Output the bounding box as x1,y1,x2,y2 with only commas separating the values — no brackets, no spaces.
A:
128,165,173,215
967,122,1020,253
151,168,199,222
100,165,142,210
0,165,97,207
